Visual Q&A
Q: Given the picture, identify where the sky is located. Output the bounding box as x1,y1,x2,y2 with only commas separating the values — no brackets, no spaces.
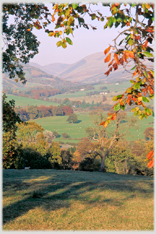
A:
29,3,125,66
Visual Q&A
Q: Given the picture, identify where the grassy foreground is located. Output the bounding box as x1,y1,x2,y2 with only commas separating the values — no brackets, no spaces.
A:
3,169,154,230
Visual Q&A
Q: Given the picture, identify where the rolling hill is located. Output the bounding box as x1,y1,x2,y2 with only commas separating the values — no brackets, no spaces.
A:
3,63,78,90
30,52,153,84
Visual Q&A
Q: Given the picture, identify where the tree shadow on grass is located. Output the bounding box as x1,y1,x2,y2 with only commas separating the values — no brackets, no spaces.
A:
3,171,153,226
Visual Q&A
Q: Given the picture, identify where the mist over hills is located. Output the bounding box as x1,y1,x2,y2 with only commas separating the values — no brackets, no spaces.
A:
3,51,153,90
30,51,153,84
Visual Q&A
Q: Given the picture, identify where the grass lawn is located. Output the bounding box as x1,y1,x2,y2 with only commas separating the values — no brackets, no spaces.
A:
34,113,154,143
6,94,59,107
3,169,154,230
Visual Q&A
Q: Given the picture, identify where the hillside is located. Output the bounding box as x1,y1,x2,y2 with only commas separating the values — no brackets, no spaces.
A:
30,52,153,84
3,64,77,90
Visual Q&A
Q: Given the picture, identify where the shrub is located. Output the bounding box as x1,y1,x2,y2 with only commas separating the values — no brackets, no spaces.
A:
62,133,70,139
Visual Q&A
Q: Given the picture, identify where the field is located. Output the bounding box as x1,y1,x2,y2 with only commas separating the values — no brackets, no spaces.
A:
34,113,154,143
6,94,58,107
3,169,154,230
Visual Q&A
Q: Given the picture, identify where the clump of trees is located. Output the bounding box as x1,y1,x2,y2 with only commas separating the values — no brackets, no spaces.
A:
16,104,73,121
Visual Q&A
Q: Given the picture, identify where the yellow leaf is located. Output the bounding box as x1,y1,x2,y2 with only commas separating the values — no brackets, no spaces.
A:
138,97,142,102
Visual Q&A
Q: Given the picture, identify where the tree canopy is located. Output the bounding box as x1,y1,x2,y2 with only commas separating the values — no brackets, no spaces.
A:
2,2,154,168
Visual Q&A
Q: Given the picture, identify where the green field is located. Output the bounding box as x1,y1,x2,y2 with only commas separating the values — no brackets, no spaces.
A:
34,113,154,143
3,169,154,230
48,81,131,100
6,95,59,107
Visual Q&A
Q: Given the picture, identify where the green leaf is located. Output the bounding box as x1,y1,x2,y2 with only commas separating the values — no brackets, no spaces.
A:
91,14,96,20
108,17,114,28
114,103,121,111
72,3,78,9
56,41,62,47
142,97,149,102
119,39,124,46
62,42,67,49
121,105,125,111
139,114,144,120
143,51,153,57
128,38,133,45
112,96,117,101
116,94,123,99
131,65,136,70
126,88,132,93
66,37,73,45
150,110,154,116
133,83,140,89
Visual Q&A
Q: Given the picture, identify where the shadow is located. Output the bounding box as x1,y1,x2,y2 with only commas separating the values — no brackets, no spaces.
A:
3,170,153,225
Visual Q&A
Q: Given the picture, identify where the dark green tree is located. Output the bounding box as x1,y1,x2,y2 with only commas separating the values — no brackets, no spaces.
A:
66,113,78,124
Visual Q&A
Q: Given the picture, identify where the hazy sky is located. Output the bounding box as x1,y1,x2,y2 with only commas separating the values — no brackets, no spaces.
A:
29,3,126,66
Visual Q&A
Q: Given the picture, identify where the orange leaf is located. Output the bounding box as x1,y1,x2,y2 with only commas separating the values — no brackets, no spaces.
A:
104,70,110,76
26,28,31,31
108,60,113,67
123,53,128,63
104,53,111,63
104,46,111,55
147,150,154,160
148,157,154,168
126,22,130,26
124,51,135,58
133,69,138,77
114,53,120,65
144,40,148,48
52,15,55,22
111,113,117,120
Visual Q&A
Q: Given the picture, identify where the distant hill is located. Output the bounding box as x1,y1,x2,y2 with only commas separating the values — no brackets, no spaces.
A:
30,52,153,84
3,63,78,90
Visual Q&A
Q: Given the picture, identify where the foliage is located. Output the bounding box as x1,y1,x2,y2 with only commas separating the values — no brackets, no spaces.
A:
78,157,94,172
48,142,62,168
60,150,73,169
77,137,94,160
17,121,44,142
3,3,154,168
43,130,55,143
143,127,154,141
3,93,22,168
62,132,70,139
20,148,52,169
53,130,60,138
66,113,78,124
3,93,21,134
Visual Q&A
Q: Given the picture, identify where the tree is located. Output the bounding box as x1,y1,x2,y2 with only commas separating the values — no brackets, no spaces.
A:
62,133,70,139
77,137,94,160
17,121,44,143
3,93,22,168
3,3,154,167
66,113,78,124
88,110,138,172
143,127,154,141
43,130,55,143
48,142,62,168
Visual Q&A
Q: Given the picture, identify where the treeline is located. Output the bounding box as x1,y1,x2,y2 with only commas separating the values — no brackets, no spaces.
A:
4,84,95,100
15,105,73,121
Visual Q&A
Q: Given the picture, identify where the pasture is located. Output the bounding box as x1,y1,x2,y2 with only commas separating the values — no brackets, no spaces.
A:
6,94,59,107
3,169,154,230
34,113,154,143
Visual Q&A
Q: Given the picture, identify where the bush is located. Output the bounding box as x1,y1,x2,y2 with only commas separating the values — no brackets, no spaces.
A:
78,157,94,172
20,148,52,169
62,133,70,139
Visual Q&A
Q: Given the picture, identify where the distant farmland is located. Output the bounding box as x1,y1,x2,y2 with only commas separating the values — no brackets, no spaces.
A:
34,113,154,143
6,94,59,107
